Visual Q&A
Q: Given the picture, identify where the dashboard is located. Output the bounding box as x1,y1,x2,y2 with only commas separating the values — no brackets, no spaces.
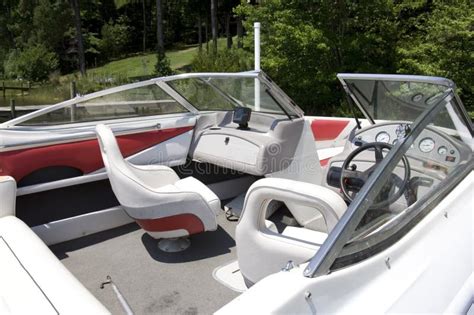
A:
190,110,304,176
351,122,461,169
324,121,471,211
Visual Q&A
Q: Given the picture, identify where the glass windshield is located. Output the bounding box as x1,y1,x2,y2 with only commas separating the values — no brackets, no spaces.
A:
167,77,297,117
344,78,453,124
335,94,472,265
18,84,187,126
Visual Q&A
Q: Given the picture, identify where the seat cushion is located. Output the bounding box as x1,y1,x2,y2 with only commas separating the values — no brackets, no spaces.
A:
174,177,222,215
0,216,108,314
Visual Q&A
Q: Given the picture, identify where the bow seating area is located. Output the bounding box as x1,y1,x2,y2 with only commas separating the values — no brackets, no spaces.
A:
0,176,109,314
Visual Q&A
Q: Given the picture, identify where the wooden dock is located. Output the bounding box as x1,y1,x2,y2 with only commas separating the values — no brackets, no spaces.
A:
1,81,31,97
0,104,49,122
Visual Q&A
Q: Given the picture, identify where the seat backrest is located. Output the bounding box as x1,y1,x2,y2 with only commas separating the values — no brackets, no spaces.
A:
0,176,16,218
236,178,347,285
95,124,158,208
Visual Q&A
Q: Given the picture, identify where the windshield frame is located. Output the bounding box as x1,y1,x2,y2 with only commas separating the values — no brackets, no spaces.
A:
303,89,473,278
0,71,303,128
337,73,457,124
164,72,303,119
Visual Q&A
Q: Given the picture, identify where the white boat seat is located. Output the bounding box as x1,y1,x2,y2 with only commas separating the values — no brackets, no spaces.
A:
236,178,347,285
0,175,108,314
0,176,16,218
95,124,221,241
0,216,109,314
173,176,222,215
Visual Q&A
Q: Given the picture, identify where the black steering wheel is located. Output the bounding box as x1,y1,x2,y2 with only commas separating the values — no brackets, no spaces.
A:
340,142,411,209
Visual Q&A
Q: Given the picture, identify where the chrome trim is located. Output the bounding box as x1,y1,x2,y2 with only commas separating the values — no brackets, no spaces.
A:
339,80,375,124
2,110,195,131
337,73,456,88
156,81,199,114
303,90,455,278
0,115,196,152
0,71,302,128
159,71,259,82
259,72,304,117
17,172,108,196
0,124,181,152
1,72,259,128
336,73,459,124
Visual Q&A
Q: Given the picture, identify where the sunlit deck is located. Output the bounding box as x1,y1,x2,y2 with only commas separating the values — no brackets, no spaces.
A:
51,214,240,314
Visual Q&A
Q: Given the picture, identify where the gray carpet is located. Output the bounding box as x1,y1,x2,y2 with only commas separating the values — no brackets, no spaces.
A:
50,214,240,315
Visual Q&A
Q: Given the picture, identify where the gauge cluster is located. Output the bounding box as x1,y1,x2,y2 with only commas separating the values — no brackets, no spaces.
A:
352,122,460,165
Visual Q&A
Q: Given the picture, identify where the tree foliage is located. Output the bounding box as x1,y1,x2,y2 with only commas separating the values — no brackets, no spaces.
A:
4,44,59,81
100,16,133,59
236,0,473,115
0,0,471,117
395,1,473,110
155,51,173,76
192,47,252,72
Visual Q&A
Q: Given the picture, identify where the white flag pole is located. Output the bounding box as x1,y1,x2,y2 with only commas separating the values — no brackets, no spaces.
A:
254,22,261,111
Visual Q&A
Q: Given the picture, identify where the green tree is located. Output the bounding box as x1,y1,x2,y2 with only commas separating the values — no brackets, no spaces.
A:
0,0,17,77
115,0,148,52
210,0,218,53
236,0,398,115
69,0,87,76
32,0,73,73
4,44,59,81
192,47,252,72
154,0,172,76
395,1,474,112
100,16,132,59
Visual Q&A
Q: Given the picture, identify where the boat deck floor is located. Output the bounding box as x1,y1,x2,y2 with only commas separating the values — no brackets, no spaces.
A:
50,213,240,314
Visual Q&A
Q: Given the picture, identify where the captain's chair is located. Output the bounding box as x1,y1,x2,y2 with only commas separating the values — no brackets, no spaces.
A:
236,178,347,285
95,124,221,252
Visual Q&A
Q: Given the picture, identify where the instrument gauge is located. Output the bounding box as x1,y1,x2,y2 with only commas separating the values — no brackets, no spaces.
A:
419,138,435,153
438,146,447,155
375,131,390,143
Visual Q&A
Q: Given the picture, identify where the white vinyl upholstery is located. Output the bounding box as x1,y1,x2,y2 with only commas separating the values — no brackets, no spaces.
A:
0,176,16,218
174,176,221,215
0,176,107,313
95,124,220,238
0,215,109,314
236,178,347,285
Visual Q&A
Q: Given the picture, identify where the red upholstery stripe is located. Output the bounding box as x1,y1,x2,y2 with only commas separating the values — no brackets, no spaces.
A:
311,119,349,141
136,214,205,235
320,158,330,166
0,126,193,182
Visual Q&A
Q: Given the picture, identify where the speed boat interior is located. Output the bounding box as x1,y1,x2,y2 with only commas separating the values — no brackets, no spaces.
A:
0,72,472,314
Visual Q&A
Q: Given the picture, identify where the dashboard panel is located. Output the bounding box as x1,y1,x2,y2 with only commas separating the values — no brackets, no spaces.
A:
351,122,461,169
190,111,305,175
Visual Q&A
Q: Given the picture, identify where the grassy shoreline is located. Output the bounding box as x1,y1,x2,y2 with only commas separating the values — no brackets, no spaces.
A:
0,45,200,107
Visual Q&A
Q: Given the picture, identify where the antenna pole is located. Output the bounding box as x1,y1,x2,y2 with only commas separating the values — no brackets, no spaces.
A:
254,22,261,111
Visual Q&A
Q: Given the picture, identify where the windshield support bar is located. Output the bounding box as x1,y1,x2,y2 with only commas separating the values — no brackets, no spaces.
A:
339,79,375,124
303,90,455,278
197,78,242,108
265,88,293,120
156,81,199,114
343,86,362,129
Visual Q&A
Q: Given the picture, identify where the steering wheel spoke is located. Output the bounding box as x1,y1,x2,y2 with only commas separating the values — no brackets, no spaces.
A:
340,142,411,209
374,145,385,163
342,169,363,179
